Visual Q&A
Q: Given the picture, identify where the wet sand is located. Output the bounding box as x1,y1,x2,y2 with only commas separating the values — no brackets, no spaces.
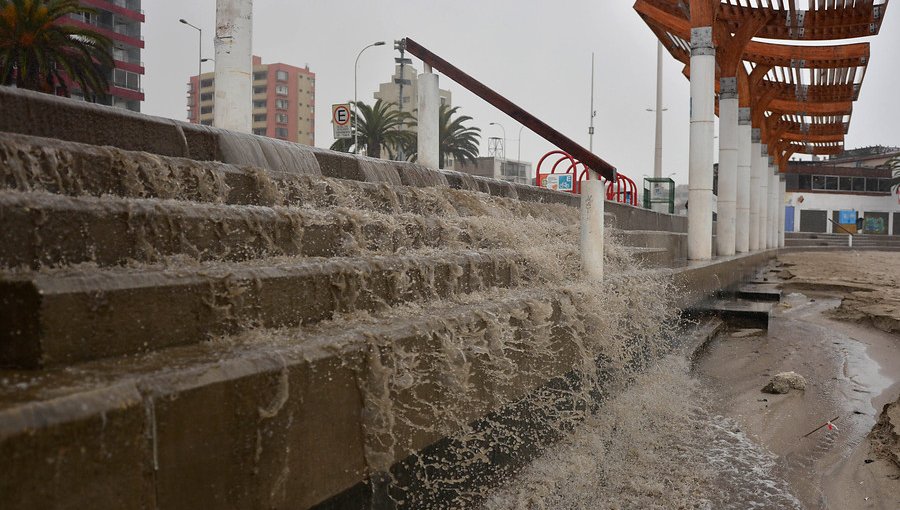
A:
697,252,900,510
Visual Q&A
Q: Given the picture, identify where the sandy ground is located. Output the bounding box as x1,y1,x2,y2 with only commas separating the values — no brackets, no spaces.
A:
779,251,900,335
697,252,900,510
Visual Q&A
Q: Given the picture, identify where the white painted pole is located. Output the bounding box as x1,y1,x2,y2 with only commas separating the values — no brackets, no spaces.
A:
417,65,440,169
687,27,715,261
716,78,738,257
749,129,762,251
736,108,751,253
581,179,605,280
769,164,779,249
778,176,786,248
758,146,769,250
214,0,253,133
653,41,664,178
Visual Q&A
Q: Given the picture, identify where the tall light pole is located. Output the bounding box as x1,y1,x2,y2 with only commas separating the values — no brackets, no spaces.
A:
354,41,386,155
489,122,506,161
589,52,597,152
652,41,664,178
179,19,202,81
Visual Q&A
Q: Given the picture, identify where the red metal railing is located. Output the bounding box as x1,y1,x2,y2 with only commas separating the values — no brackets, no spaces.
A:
536,150,638,206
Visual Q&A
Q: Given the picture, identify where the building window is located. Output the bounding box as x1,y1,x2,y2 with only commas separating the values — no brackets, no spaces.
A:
275,85,289,96
253,86,267,94
253,100,267,109
839,177,852,191
200,79,213,88
253,128,267,136
200,120,213,126
276,113,289,124
276,70,289,82
275,99,289,109
200,105,213,114
825,176,838,190
275,127,289,138
253,114,267,122
253,71,267,81
811,175,826,190
797,174,812,190
866,178,880,192
852,177,866,191
113,69,140,90
879,178,893,193
200,92,213,102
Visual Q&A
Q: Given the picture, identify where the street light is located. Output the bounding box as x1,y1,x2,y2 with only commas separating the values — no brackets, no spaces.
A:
179,19,203,81
489,122,506,161
516,124,525,163
354,41,386,155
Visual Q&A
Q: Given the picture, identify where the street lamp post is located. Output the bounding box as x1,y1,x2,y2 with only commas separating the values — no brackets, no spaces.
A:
179,19,203,81
517,124,525,163
489,122,506,161
354,41,386,155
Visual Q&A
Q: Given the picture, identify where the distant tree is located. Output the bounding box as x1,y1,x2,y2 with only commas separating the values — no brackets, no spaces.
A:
330,99,414,159
406,105,482,169
0,0,114,100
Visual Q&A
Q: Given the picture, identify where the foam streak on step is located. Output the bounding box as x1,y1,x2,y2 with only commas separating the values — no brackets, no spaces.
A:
0,251,524,368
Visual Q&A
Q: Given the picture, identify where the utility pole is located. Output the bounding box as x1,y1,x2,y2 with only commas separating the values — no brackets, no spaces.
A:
394,39,412,160
653,41,664,178
589,52,597,152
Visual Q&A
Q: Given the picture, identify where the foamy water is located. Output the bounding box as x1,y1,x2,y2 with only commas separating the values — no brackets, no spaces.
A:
483,357,802,510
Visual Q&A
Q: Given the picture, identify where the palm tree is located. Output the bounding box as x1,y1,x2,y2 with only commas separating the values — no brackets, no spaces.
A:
883,155,900,194
0,0,113,100
330,99,414,159
405,105,482,168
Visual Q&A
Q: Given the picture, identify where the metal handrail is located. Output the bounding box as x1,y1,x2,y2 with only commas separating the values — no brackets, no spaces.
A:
403,38,617,181
827,218,854,236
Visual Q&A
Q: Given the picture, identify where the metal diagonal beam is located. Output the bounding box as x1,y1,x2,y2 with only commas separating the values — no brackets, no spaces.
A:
403,37,617,181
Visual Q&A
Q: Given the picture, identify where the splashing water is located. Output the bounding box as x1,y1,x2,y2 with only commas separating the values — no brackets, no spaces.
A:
482,356,803,510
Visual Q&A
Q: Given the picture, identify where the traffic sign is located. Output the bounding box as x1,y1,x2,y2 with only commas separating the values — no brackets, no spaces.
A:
332,104,352,139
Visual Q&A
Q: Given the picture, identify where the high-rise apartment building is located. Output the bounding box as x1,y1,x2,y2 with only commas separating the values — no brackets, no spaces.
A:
374,64,451,113
186,56,316,146
62,0,145,111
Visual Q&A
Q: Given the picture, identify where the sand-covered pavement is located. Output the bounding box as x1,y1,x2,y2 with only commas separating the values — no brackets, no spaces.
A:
697,251,900,509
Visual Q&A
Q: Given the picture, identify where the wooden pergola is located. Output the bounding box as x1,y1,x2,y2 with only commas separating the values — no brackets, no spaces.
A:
633,0,889,259
634,0,888,171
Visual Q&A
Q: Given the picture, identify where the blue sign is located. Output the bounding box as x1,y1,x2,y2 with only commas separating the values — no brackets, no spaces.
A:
838,210,857,224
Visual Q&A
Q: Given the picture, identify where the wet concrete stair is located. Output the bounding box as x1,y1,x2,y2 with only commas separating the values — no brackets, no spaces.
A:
0,128,689,509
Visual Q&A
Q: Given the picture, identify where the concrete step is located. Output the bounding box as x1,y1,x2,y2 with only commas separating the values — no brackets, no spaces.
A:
736,283,782,302
0,132,575,223
0,250,524,368
686,299,773,329
626,247,675,268
0,191,474,269
0,288,580,510
619,230,687,260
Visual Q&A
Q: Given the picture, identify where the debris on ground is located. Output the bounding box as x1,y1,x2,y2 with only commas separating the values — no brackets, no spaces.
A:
870,397,900,468
762,371,807,394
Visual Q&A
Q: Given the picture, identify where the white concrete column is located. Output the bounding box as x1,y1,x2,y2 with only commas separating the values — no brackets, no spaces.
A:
736,108,751,253
749,129,762,251
581,179,605,280
687,27,716,261
766,163,781,249
417,66,440,169
758,146,769,250
778,176,786,248
770,162,784,248
716,78,738,257
214,0,253,133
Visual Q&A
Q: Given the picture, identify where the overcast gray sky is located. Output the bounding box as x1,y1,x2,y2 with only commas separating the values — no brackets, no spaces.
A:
142,1,900,184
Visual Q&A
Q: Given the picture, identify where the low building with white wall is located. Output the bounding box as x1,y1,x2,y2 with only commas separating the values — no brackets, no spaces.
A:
783,147,899,235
